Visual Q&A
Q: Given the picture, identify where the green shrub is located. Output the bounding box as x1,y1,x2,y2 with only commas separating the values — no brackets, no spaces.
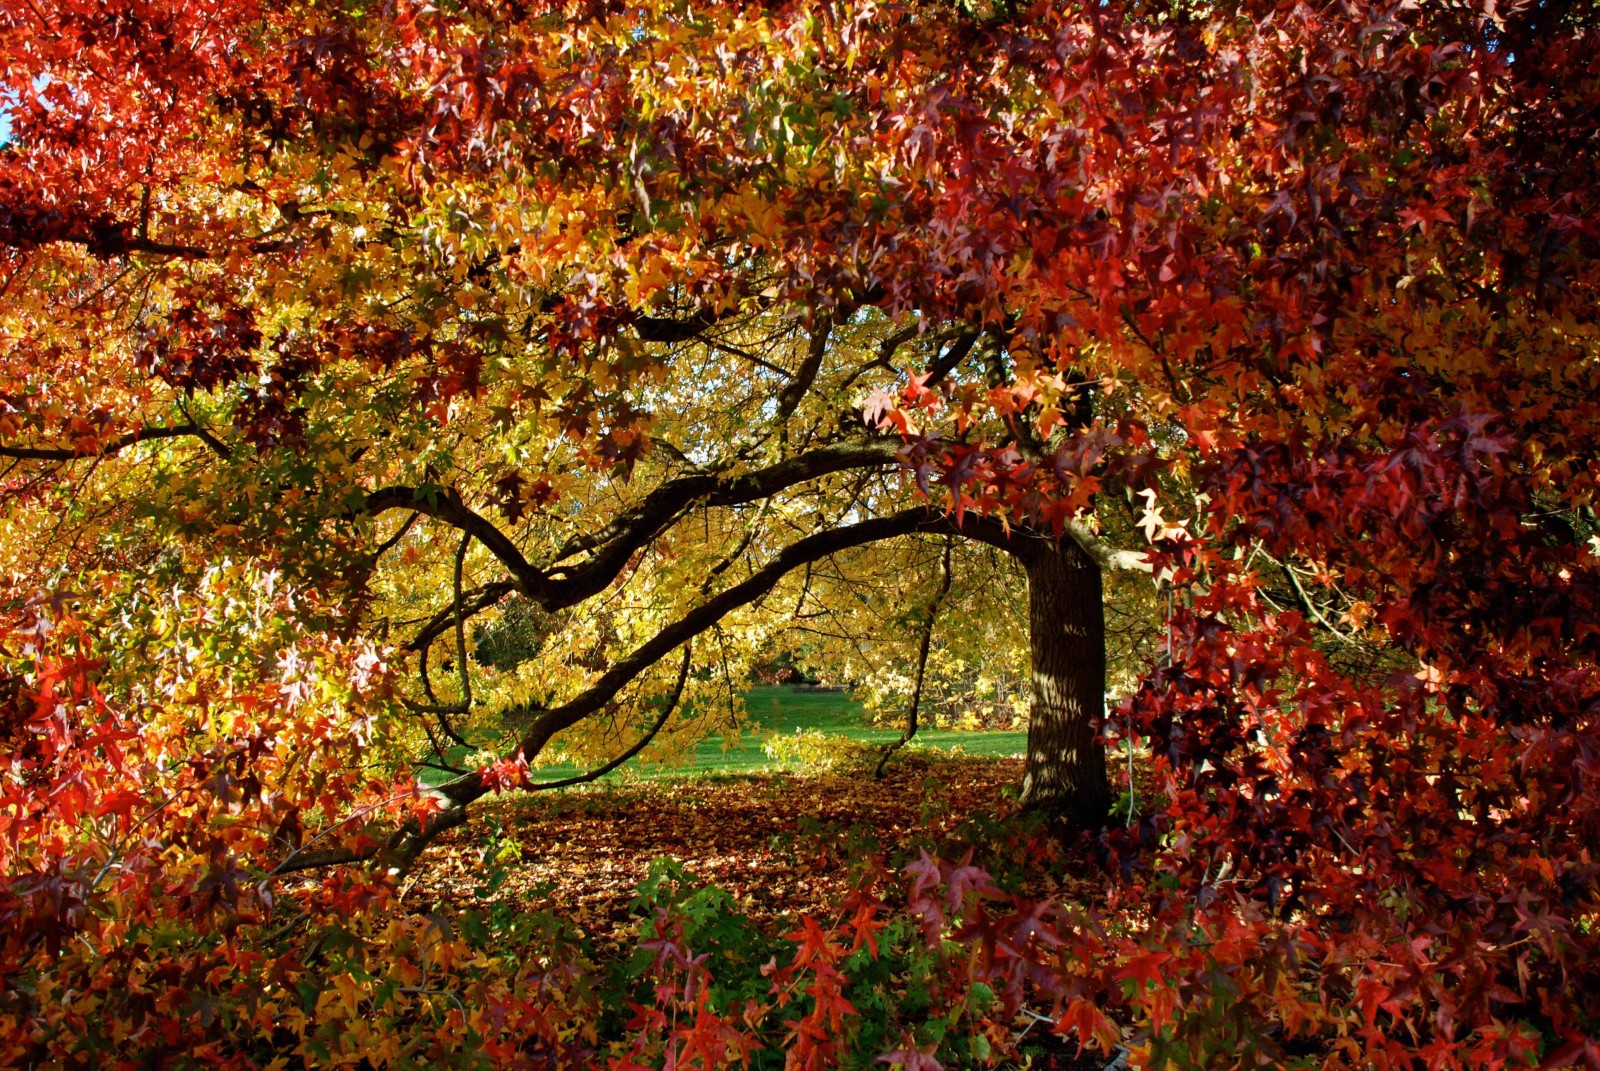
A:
760,728,875,771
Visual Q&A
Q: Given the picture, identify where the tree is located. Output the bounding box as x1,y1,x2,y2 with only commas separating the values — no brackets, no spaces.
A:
4,0,1599,1066
4,0,1179,843
12,0,1328,855
308,305,1163,849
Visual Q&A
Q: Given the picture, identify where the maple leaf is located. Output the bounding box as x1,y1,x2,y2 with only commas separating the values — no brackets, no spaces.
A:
877,1043,943,1071
1399,201,1454,236
944,853,1000,913
1115,950,1174,991
1056,998,1120,1053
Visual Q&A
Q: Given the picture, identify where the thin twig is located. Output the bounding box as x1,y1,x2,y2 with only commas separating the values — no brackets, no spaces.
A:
876,537,954,777
527,643,693,791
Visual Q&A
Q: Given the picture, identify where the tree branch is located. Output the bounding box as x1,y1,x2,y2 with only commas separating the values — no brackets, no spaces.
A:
1061,516,1154,574
634,309,723,343
363,486,551,600
501,508,955,778
876,536,954,777
542,437,905,606
0,423,221,461
405,580,516,653
265,503,1088,875
527,643,693,790
923,330,980,389
774,314,832,427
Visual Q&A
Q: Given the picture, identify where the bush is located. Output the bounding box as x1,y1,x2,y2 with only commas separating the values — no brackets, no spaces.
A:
761,728,876,772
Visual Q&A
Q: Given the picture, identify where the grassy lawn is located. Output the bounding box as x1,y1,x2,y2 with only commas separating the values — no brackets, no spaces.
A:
457,686,1026,786
638,685,1029,776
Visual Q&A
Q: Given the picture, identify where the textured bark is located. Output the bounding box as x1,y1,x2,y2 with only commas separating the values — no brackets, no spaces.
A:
1019,538,1112,829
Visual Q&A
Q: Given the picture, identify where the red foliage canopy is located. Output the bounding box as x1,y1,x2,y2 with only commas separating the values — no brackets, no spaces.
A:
1,0,1597,1066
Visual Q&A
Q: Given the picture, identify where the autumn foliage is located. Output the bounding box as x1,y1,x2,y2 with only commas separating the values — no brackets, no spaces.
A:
2,0,1599,1067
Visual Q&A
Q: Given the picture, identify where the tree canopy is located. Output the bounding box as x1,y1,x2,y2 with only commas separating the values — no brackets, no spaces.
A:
2,0,1598,1067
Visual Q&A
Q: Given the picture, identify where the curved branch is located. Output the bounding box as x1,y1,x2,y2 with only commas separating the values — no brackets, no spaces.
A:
450,534,474,711
371,512,420,564
940,509,1149,574
774,314,832,428
405,580,516,653
416,506,961,815
923,330,979,390
503,509,951,776
1282,559,1357,642
0,423,224,461
267,504,1067,874
528,642,693,790
542,436,905,605
363,486,551,599
363,440,1110,633
402,535,481,750
634,309,723,343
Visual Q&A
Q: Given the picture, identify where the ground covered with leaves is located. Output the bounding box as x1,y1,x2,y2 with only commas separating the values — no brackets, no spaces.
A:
403,755,1097,949
385,754,1113,1071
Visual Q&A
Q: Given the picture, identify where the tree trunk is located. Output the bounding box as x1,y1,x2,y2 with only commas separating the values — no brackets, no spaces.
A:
1019,538,1112,829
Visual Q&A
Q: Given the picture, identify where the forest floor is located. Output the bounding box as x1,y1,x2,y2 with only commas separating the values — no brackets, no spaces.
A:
402,752,1100,949
398,697,1116,1071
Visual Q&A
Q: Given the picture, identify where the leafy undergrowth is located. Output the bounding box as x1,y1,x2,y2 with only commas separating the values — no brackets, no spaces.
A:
402,754,1099,951
379,753,1118,1071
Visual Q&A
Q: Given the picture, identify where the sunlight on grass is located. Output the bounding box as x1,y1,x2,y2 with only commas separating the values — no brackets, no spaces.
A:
517,686,1027,784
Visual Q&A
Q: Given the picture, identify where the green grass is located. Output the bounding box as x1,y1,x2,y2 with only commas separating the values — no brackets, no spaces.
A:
491,686,1027,785
641,685,1028,776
